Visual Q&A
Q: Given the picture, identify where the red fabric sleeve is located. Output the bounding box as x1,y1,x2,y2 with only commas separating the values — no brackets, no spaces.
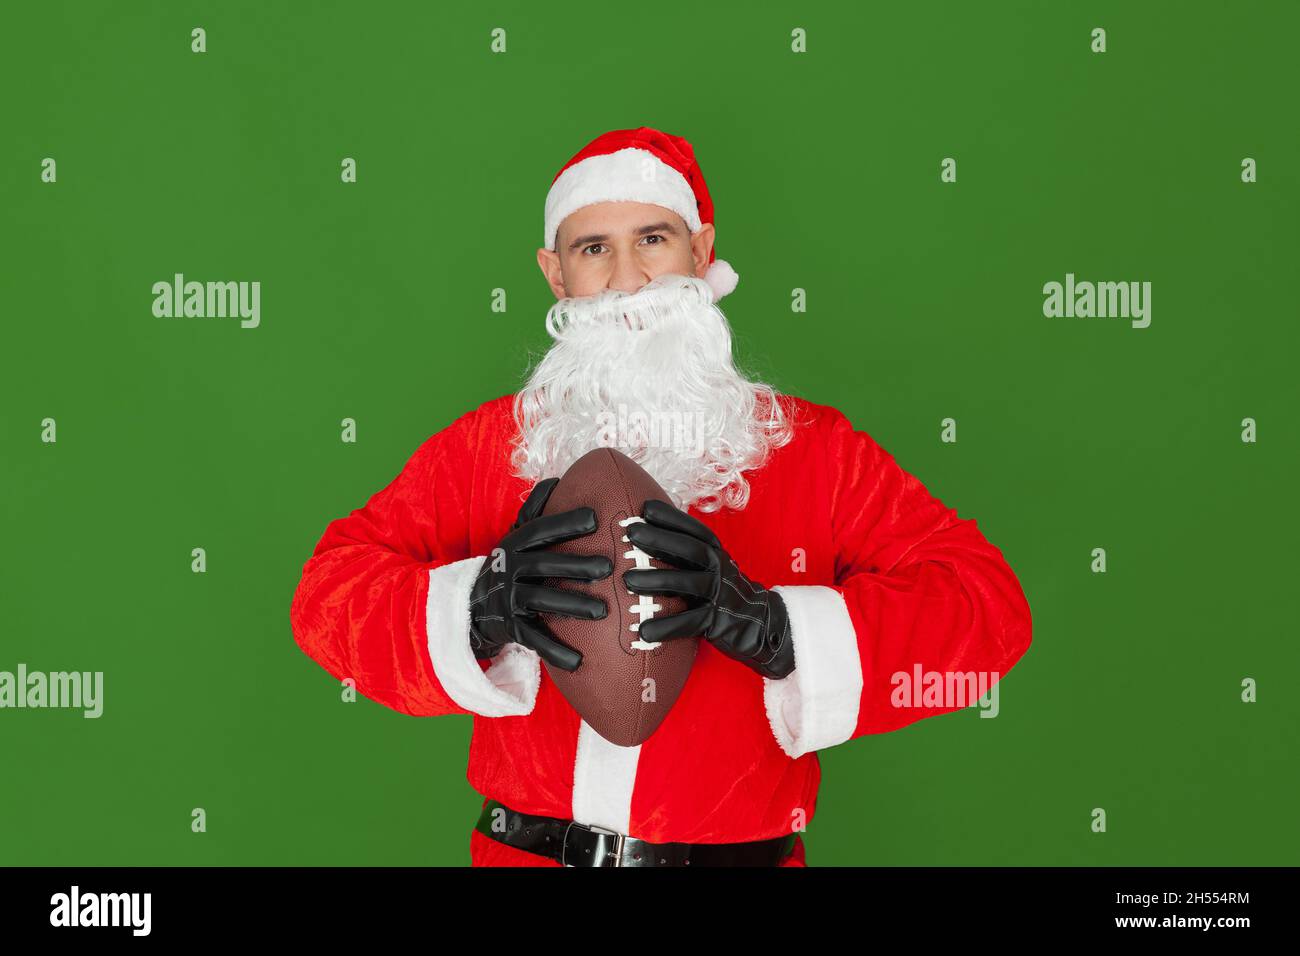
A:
826,408,1033,736
288,408,480,718
766,407,1033,756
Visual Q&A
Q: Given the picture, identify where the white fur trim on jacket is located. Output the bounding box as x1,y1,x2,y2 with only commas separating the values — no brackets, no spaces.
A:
571,721,641,834
763,585,863,758
544,147,701,251
426,555,541,717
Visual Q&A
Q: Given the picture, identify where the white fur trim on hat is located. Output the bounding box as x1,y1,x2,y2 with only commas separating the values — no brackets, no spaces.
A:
545,147,701,251
704,259,739,300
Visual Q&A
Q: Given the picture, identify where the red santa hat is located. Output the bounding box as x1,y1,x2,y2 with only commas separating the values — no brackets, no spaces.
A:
544,126,739,301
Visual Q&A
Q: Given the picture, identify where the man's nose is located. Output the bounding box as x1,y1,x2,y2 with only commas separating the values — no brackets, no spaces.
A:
607,250,649,294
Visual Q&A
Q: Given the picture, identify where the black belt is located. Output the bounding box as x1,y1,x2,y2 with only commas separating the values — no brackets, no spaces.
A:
475,799,798,867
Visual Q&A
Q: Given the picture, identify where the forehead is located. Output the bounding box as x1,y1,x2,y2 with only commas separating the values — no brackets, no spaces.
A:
559,201,688,240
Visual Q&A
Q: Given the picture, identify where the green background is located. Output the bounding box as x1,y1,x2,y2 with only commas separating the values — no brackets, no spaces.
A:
2,0,1296,866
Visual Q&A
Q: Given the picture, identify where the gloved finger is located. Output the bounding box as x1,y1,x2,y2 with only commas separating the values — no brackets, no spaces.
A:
636,604,712,645
514,477,560,528
639,499,721,549
624,521,714,571
623,568,712,600
515,616,583,672
515,551,613,582
515,583,608,620
511,507,599,551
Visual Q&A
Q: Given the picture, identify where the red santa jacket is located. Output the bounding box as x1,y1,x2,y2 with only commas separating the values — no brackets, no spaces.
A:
289,393,1033,866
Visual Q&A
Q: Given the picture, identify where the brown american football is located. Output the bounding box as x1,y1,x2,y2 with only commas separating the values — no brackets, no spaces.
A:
537,448,700,747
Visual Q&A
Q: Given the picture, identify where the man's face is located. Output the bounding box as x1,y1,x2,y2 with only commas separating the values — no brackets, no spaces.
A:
536,201,715,299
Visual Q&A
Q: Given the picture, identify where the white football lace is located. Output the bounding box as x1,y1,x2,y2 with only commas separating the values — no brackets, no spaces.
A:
619,516,663,650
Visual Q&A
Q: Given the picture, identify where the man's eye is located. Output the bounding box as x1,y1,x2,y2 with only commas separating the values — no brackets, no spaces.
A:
582,236,662,255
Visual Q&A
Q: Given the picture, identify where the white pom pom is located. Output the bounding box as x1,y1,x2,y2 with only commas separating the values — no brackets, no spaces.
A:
704,259,739,301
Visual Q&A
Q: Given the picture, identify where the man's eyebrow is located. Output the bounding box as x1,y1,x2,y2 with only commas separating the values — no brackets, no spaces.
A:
566,221,679,251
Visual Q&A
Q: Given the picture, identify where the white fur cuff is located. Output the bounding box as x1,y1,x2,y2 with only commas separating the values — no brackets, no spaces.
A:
426,556,541,717
763,585,864,758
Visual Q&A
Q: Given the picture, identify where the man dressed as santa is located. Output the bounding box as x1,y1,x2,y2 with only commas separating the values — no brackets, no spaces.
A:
289,126,1033,867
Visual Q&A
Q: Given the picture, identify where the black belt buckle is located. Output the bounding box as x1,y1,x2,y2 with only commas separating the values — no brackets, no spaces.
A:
562,820,626,867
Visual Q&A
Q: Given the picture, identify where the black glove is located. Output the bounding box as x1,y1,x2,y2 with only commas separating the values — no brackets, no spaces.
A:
621,499,795,680
469,477,613,673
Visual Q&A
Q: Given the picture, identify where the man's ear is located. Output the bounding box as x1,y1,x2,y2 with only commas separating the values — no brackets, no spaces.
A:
689,223,716,279
536,246,567,299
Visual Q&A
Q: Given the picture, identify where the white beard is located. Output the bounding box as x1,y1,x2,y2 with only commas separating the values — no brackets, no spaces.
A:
510,273,794,513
